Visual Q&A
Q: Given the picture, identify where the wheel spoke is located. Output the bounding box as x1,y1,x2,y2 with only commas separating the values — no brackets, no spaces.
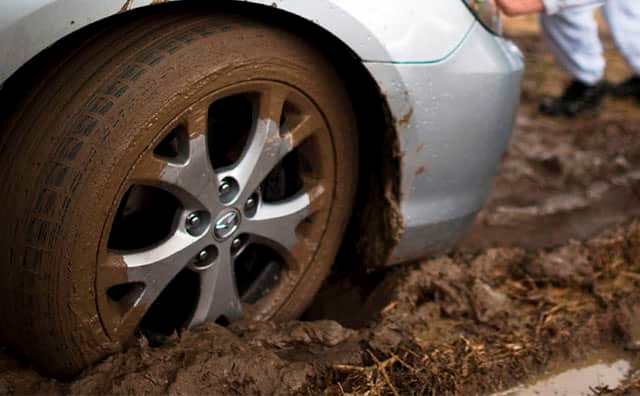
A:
218,86,291,202
189,245,243,326
184,101,209,138
283,113,323,150
105,231,212,314
244,185,327,252
257,84,288,128
129,134,221,212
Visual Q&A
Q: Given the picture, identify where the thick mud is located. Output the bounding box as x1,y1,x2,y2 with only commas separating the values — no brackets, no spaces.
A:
2,220,638,395
1,17,640,396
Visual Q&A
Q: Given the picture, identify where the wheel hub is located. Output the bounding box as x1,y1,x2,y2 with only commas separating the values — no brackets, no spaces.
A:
213,209,241,240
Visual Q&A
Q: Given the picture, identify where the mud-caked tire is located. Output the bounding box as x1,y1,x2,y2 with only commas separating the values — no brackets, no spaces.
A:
0,10,357,377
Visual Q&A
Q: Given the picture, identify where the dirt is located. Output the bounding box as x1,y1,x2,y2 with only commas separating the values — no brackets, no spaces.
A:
2,220,639,395
1,17,640,396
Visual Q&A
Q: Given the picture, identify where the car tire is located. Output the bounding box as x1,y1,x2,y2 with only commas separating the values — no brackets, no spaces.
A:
0,10,358,377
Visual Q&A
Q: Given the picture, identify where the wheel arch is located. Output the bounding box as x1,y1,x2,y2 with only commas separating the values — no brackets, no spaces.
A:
0,0,403,270
0,0,396,87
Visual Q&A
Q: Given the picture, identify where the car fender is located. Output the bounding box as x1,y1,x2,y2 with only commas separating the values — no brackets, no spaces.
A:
0,0,474,85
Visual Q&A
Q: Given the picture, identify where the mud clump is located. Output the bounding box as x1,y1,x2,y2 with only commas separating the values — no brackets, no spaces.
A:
0,321,356,395
231,320,356,349
469,279,513,324
526,241,594,286
77,325,320,395
616,305,640,352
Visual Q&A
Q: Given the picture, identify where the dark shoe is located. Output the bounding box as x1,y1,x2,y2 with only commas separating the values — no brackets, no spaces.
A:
539,80,608,117
611,75,640,99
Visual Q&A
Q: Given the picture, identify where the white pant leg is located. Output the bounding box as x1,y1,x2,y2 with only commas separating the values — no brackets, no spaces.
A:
603,0,640,75
540,6,605,84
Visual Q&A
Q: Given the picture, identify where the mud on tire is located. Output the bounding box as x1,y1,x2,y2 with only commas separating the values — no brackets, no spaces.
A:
0,10,357,377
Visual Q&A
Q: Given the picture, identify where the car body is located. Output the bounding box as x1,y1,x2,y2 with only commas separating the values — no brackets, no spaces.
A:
0,0,523,265
0,0,523,376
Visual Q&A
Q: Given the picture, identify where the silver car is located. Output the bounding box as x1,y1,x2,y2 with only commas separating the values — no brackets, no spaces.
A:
0,0,523,376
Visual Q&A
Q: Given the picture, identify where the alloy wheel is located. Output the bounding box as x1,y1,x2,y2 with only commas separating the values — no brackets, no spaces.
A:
96,81,336,339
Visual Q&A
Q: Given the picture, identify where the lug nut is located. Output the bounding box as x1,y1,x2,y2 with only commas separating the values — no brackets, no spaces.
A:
244,194,259,217
219,181,232,195
186,212,209,236
246,196,256,209
186,213,201,228
197,249,209,262
191,246,218,271
218,178,239,204
231,237,247,255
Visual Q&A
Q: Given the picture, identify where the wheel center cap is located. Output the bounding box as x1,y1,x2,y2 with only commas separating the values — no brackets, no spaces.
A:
214,209,241,240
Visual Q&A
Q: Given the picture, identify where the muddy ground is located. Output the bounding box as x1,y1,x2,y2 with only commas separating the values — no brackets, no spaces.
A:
1,17,640,396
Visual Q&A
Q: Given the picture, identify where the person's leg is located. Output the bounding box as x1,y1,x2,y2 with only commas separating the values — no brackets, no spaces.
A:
604,0,640,99
541,6,605,84
539,6,608,116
